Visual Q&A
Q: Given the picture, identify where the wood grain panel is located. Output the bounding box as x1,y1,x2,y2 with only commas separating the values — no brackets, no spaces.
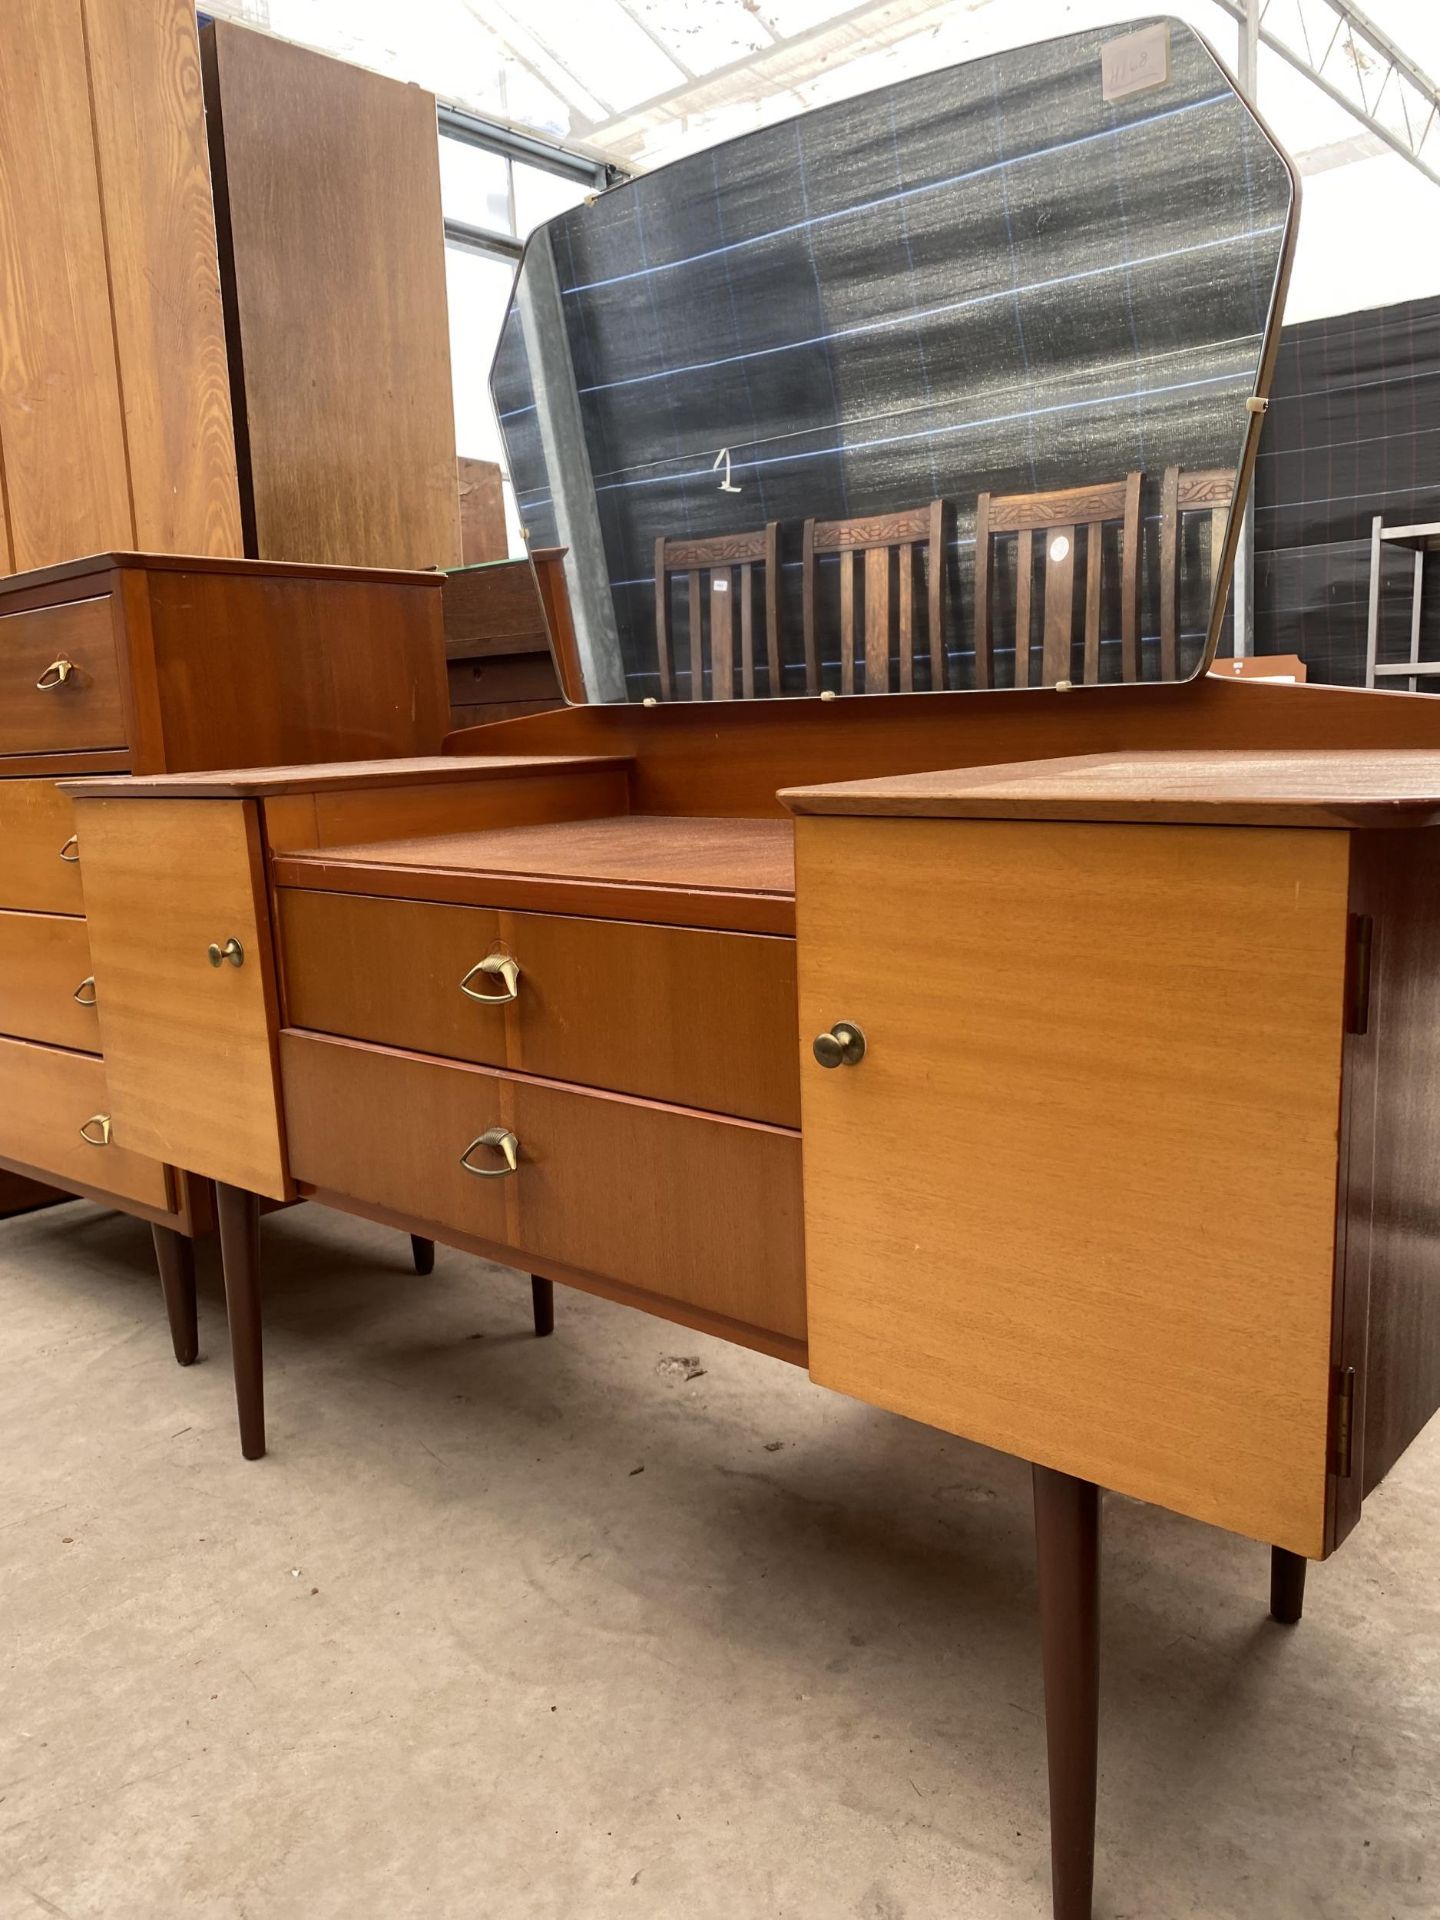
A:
0,0,132,570
277,888,800,1124
0,598,125,755
81,0,241,555
74,795,288,1197
796,816,1350,1557
0,780,86,914
280,1032,806,1342
0,909,99,1052
202,21,460,569
0,1033,171,1209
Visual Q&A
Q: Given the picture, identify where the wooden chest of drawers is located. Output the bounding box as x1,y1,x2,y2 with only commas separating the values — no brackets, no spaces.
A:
0,553,446,1233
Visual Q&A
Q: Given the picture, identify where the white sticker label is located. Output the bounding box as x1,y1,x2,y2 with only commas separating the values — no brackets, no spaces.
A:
1101,24,1171,102
712,578,729,592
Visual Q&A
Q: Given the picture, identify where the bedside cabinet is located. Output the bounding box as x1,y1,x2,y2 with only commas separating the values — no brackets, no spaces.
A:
0,550,447,1359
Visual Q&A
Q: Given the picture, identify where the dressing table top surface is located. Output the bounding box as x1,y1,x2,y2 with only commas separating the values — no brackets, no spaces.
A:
784,748,1440,829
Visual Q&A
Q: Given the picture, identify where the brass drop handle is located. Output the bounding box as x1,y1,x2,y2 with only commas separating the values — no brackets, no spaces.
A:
36,657,76,690
459,1127,520,1177
207,937,245,969
459,953,520,1004
812,1021,866,1069
73,976,97,1007
58,835,79,863
79,1113,112,1147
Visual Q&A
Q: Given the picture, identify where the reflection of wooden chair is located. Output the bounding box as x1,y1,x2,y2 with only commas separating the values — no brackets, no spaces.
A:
654,524,781,700
974,475,1142,689
1160,466,1236,679
801,502,948,694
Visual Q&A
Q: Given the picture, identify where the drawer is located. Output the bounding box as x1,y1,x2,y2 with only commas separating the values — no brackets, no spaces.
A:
0,1033,172,1210
0,909,99,1051
281,1030,806,1345
278,889,800,1127
0,780,86,913
0,597,126,757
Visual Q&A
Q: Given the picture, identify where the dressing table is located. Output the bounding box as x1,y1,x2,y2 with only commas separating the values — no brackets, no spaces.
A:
59,23,1440,1919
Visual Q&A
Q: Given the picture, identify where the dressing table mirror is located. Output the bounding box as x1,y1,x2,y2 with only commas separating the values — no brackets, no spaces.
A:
62,22,1440,1920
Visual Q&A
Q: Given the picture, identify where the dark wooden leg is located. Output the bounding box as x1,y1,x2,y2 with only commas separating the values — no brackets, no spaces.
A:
216,1184,264,1460
411,1234,435,1275
151,1223,198,1366
1269,1546,1307,1625
531,1275,554,1337
1033,1465,1100,1920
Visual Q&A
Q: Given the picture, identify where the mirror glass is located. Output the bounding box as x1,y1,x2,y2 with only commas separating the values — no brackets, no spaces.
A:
492,16,1295,704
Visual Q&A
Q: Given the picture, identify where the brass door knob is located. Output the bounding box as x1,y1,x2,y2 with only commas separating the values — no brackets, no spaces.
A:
459,953,521,1003
79,1113,112,1147
72,976,97,1007
812,1021,866,1068
459,1127,520,1177
35,657,76,690
207,937,245,969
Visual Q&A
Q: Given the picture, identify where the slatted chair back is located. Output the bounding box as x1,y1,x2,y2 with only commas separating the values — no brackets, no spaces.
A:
653,524,781,701
974,474,1143,690
801,501,949,695
1158,466,1237,679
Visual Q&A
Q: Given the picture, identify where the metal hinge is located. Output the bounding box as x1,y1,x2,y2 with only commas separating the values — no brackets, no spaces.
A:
1331,1366,1356,1478
1345,914,1373,1035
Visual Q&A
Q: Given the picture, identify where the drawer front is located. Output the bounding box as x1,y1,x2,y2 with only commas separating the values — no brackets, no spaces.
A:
281,1031,806,1344
70,796,288,1200
0,598,126,756
0,1032,172,1210
0,780,86,913
278,889,800,1127
0,909,99,1051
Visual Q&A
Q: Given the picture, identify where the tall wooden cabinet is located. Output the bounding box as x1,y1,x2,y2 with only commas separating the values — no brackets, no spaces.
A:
0,0,242,573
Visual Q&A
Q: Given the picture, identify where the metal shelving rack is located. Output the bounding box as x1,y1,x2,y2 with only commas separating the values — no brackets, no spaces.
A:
1365,515,1440,691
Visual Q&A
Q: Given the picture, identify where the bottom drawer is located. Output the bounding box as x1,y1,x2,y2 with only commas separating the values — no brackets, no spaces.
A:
0,1033,173,1210
280,1030,806,1344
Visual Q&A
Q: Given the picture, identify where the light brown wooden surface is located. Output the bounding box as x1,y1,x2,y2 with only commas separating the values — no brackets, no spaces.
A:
0,781,86,914
0,0,132,572
277,889,800,1126
273,816,796,935
61,753,623,802
281,1032,806,1343
783,748,1440,828
0,910,99,1053
202,22,460,570
447,675,1440,820
0,598,125,756
80,0,242,557
796,815,1351,1557
0,1033,171,1210
75,796,289,1198
456,458,507,566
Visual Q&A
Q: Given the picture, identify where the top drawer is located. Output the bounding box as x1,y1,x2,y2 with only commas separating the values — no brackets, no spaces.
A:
278,887,801,1127
0,598,126,757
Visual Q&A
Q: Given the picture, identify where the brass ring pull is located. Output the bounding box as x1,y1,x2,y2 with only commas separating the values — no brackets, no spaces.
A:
459,953,520,1004
58,835,80,863
79,1113,112,1147
459,1127,519,1177
207,937,245,969
36,657,76,690
72,976,97,1007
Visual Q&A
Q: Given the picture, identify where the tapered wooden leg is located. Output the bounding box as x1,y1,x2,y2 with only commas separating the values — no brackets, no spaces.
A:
411,1234,435,1275
216,1184,264,1460
150,1223,198,1366
1269,1546,1307,1625
531,1275,554,1337
1033,1465,1100,1920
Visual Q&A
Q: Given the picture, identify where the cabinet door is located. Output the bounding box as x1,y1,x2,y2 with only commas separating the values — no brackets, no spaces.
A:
74,795,289,1199
795,815,1350,1558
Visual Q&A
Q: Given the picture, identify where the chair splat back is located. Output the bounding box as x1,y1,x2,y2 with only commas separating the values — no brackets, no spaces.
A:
654,524,781,701
802,500,949,695
1159,466,1236,680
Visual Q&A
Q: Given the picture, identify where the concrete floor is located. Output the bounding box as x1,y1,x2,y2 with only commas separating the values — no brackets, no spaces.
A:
0,1201,1436,1920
